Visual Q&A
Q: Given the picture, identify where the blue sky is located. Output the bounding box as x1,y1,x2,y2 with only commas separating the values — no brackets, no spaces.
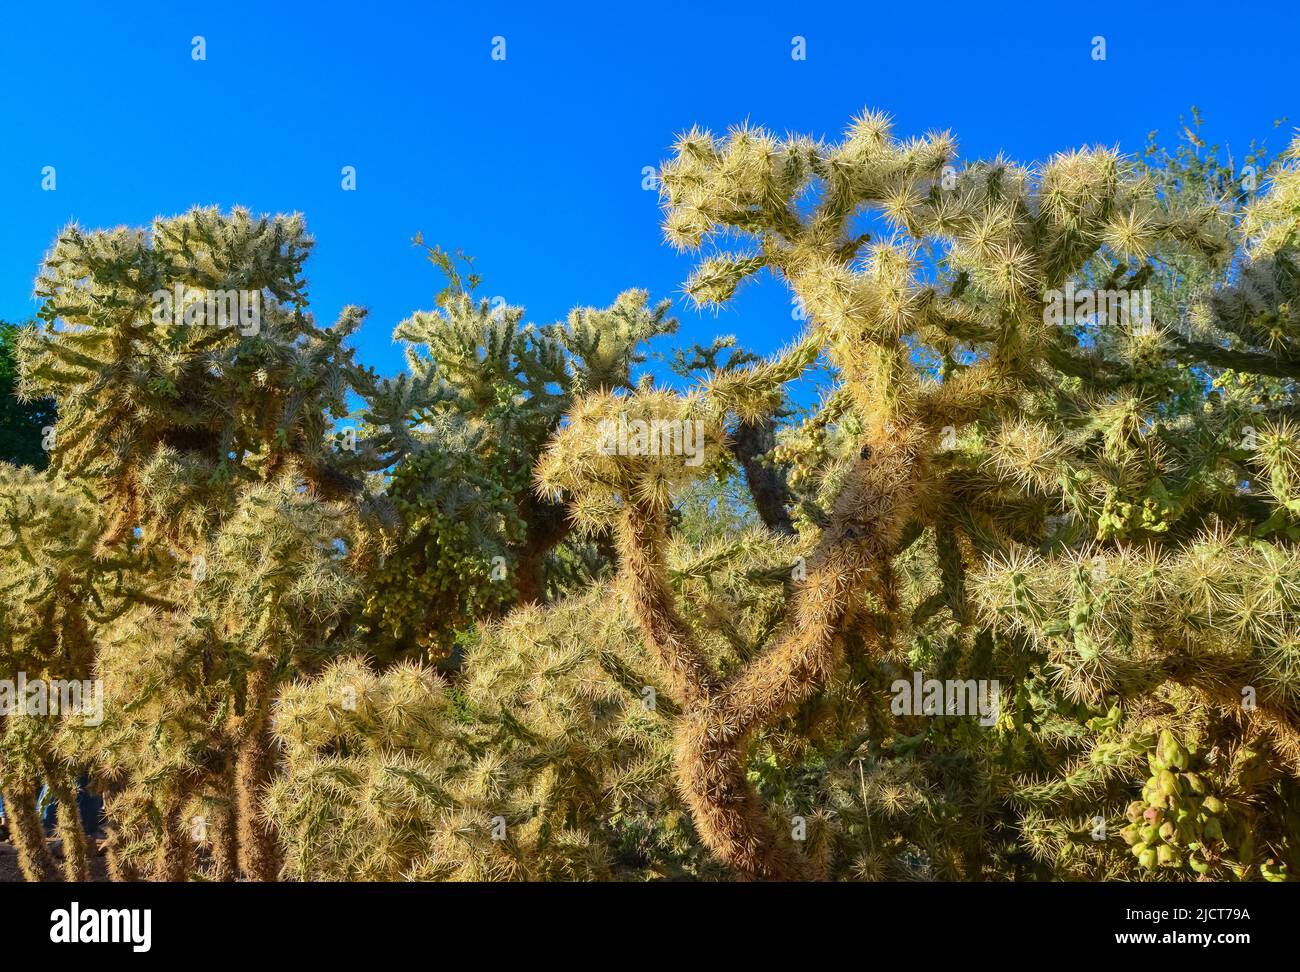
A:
2,1,1295,382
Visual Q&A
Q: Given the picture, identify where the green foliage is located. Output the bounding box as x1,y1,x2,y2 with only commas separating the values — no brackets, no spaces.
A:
0,323,55,468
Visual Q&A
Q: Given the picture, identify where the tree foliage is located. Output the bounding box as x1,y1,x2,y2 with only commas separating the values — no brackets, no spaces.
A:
0,322,55,469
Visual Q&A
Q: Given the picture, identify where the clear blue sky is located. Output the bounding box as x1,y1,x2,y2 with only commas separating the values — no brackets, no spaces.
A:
2,1,1295,381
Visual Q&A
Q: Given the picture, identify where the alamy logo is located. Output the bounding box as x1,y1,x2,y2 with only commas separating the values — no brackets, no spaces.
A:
1042,282,1152,330
596,414,706,467
891,673,1000,727
151,284,261,335
50,903,151,952
0,672,103,726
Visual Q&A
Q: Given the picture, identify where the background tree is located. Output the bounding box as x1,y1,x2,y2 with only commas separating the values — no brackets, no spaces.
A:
0,322,55,468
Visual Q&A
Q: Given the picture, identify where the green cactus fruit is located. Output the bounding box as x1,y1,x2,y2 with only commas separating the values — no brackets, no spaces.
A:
1158,730,1179,766
1261,860,1288,882
1201,795,1225,815
1202,817,1222,841
1157,844,1180,867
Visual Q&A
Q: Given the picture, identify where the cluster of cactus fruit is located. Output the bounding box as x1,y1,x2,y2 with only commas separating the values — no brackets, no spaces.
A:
1122,731,1242,876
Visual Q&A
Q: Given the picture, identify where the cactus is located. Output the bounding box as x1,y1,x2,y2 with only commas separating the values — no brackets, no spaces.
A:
3,116,1298,884
7,209,374,880
537,112,1215,877
355,247,678,663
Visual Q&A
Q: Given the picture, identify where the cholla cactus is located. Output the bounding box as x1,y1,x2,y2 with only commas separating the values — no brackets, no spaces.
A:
1244,136,1300,263
72,474,362,881
9,209,372,881
8,119,1299,885
356,246,677,661
20,208,374,547
268,585,723,880
971,533,1300,877
526,109,1286,880
0,464,120,880
265,658,459,880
